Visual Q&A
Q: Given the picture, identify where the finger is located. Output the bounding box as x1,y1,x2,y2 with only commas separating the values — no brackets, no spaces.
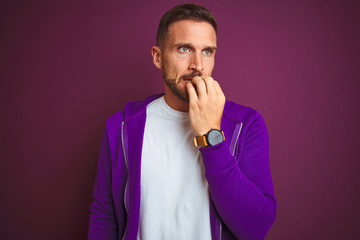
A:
213,80,222,94
203,77,216,96
186,81,199,102
191,76,207,98
214,81,226,104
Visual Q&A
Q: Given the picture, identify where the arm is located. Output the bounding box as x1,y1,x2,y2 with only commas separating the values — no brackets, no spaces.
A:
186,77,276,239
200,110,276,240
88,127,118,240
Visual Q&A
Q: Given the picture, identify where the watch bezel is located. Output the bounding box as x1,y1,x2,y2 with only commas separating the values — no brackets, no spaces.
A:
206,129,225,146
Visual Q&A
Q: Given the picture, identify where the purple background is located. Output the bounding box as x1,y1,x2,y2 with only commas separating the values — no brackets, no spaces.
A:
1,0,359,239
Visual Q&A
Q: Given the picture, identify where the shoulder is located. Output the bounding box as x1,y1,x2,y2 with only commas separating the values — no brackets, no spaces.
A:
224,100,268,138
224,100,264,124
105,111,124,129
104,93,164,131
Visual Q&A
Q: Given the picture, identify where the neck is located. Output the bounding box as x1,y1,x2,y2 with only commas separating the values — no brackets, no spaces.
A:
163,88,189,112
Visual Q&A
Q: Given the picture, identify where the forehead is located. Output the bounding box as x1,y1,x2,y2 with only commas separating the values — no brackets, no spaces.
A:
166,20,217,47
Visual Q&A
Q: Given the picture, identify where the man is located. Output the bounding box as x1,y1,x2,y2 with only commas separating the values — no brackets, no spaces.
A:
88,3,276,240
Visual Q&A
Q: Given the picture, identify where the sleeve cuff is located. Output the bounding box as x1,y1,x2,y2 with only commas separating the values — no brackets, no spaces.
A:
199,141,237,176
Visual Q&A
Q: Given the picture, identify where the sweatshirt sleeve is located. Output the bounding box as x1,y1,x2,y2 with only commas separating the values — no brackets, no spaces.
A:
88,126,119,240
200,110,277,240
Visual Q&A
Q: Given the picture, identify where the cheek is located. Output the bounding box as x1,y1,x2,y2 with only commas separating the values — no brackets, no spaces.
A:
203,58,215,74
173,54,190,66
168,56,189,73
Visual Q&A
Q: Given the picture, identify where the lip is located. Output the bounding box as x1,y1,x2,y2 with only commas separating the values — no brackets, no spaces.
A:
181,79,192,85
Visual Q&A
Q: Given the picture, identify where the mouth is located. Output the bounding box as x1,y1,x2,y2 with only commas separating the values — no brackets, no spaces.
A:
182,78,193,82
181,72,202,83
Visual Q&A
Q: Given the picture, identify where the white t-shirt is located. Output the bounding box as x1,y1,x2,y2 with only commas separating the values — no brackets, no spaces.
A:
137,96,211,240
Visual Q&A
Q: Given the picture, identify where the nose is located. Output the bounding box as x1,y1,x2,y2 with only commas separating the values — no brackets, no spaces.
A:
189,52,204,72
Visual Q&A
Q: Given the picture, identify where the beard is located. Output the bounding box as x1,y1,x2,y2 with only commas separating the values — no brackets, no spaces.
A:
162,66,202,103
163,74,189,102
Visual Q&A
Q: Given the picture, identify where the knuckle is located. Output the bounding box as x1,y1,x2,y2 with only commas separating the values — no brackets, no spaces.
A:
220,95,226,102
204,77,213,83
193,76,201,82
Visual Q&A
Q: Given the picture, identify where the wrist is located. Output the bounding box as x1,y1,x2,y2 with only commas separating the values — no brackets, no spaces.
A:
194,124,221,136
193,128,225,147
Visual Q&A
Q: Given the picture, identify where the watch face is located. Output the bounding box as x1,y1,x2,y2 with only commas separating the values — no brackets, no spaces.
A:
207,129,224,146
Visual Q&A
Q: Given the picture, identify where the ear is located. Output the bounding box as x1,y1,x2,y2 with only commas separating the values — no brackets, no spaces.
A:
151,46,162,69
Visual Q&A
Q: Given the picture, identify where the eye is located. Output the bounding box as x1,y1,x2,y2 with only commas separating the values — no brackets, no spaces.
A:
179,46,190,53
203,49,212,56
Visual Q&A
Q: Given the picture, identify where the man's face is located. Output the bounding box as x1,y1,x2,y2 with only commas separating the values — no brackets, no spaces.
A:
158,20,217,102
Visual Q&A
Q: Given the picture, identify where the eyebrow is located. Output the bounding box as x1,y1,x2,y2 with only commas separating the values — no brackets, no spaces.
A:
173,42,217,51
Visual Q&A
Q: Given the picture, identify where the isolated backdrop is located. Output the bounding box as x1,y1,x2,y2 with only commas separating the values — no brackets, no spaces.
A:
1,0,359,239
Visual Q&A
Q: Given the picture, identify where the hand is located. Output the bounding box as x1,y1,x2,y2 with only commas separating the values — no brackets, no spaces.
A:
186,76,226,136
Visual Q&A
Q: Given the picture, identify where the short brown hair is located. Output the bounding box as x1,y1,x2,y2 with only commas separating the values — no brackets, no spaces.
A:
156,3,217,48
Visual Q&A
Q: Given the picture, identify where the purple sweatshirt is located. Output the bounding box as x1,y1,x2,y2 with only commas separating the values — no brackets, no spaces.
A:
88,94,276,240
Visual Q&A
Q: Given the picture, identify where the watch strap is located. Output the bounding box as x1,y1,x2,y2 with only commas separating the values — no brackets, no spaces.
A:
193,135,208,147
193,129,225,147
